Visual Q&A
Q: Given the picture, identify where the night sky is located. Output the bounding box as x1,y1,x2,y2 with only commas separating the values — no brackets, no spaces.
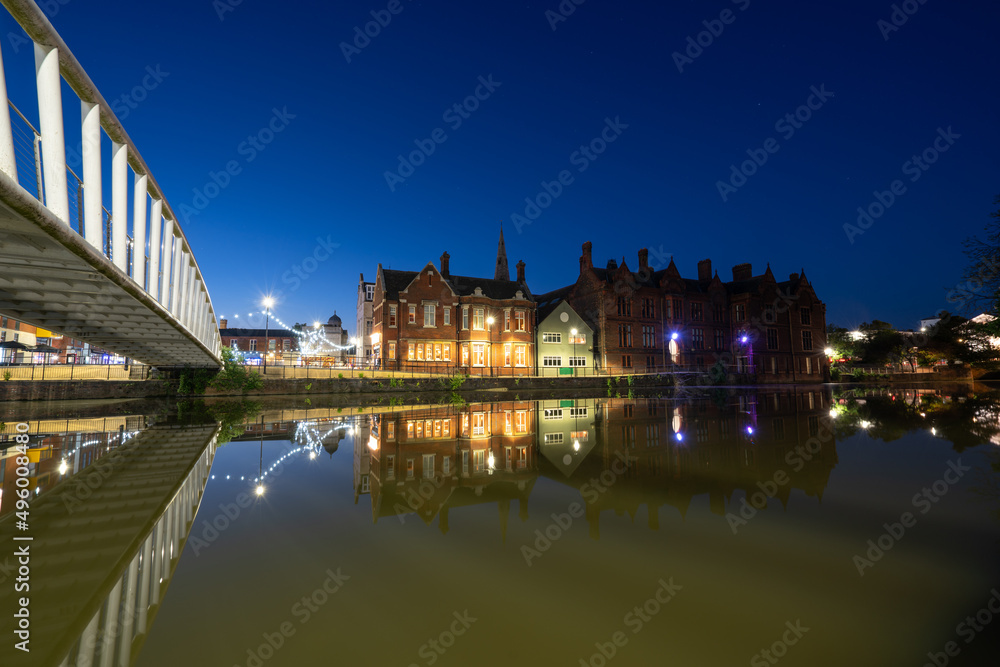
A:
2,0,998,333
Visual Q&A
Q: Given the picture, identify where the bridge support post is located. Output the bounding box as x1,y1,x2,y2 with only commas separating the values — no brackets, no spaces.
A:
81,101,103,250
161,219,175,306
148,199,162,300
111,142,128,272
169,233,183,315
0,41,16,181
34,43,68,224
133,173,148,289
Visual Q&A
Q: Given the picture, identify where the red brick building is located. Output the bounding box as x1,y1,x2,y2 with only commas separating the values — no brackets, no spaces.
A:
555,242,827,382
372,230,535,374
218,319,298,363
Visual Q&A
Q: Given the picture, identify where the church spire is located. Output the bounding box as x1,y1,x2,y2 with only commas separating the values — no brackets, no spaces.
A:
494,222,510,281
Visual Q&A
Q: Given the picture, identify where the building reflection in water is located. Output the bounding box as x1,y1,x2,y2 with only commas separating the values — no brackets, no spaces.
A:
360,390,838,537
0,416,146,521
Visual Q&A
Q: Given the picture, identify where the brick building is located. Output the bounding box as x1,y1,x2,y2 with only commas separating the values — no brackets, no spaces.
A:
218,319,298,363
372,229,536,374
558,242,827,382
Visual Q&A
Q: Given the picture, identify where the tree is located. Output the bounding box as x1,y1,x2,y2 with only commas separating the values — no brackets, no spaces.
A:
826,324,858,360
958,195,1000,314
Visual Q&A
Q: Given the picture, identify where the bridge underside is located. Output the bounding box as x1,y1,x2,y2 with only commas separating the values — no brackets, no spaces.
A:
0,197,219,367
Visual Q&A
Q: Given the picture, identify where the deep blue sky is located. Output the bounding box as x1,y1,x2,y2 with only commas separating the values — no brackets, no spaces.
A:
3,0,998,332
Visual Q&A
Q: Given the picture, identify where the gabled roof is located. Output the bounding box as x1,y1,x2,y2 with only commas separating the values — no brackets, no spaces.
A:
445,274,530,300
380,269,420,300
381,267,530,301
534,285,575,322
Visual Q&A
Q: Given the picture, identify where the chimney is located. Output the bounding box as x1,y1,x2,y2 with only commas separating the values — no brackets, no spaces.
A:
516,259,525,283
606,259,618,271
440,251,450,277
638,248,649,271
732,263,752,281
580,241,593,273
698,259,712,281
219,318,228,330
789,272,799,282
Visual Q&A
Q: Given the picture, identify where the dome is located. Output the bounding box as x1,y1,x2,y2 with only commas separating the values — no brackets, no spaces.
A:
327,311,341,326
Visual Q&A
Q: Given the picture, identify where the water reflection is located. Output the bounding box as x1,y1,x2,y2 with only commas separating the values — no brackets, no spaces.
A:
0,418,219,667
0,385,997,666
358,389,839,536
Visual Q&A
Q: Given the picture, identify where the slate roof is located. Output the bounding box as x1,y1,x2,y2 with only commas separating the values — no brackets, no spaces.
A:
534,285,574,322
219,328,297,338
382,268,531,301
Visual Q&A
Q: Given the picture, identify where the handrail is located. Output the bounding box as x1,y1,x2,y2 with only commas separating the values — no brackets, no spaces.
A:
1,0,217,338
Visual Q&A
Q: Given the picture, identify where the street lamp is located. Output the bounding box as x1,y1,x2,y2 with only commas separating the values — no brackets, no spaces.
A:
571,328,578,376
262,297,273,372
486,316,495,377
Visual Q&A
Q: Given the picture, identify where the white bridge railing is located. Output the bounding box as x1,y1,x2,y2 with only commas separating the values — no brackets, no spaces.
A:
0,0,221,361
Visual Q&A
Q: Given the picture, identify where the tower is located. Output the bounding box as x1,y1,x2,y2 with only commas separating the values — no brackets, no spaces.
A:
495,223,509,281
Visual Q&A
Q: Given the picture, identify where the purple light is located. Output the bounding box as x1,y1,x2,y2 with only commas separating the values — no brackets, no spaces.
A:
670,332,679,340
740,336,748,343
675,432,683,442
746,426,754,435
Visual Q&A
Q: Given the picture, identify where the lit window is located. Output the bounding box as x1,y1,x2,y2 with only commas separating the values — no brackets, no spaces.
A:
408,305,416,324
473,308,485,330
472,413,486,436
515,411,527,433
388,342,396,359
504,344,511,367
389,305,397,327
443,345,451,361
514,310,526,331
472,343,486,366
504,310,511,331
514,345,526,366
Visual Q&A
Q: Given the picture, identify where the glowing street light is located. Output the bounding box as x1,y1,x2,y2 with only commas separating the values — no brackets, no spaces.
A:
262,296,274,372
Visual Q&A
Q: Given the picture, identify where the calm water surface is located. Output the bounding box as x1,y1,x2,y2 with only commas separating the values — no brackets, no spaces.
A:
2,385,999,666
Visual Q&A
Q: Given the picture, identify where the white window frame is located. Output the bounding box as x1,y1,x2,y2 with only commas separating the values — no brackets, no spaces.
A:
543,408,563,420
542,356,562,367
569,356,586,367
422,453,435,479
542,332,562,343
424,304,436,328
443,307,450,326
544,433,564,444
569,407,588,418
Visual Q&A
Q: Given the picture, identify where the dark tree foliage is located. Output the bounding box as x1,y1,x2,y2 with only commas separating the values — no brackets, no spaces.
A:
957,195,1000,314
